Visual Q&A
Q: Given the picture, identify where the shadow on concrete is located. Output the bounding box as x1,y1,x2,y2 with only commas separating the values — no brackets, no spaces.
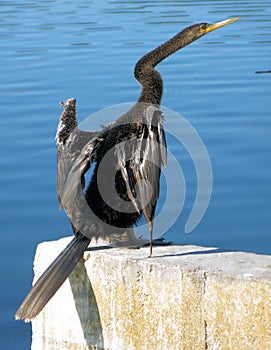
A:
156,247,232,259
69,255,104,350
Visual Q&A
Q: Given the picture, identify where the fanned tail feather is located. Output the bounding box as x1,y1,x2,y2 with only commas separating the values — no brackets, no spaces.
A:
15,234,90,322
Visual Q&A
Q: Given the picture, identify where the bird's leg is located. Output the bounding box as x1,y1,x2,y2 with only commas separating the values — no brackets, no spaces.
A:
126,227,143,245
148,229,153,258
123,227,149,248
117,228,172,255
113,227,148,249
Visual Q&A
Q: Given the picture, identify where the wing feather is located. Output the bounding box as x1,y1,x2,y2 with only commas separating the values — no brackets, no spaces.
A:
57,128,99,238
57,102,167,240
115,105,167,233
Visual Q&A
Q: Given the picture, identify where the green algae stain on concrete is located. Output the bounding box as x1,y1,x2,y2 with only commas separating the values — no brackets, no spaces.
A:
204,277,271,350
32,241,271,350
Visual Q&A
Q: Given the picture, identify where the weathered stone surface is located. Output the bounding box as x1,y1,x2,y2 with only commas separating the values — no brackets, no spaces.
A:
31,237,271,350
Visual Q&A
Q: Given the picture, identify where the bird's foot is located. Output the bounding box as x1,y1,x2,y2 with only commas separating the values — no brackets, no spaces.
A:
115,237,172,250
140,237,173,248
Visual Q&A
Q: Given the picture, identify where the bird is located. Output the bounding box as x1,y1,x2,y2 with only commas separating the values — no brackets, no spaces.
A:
15,17,240,322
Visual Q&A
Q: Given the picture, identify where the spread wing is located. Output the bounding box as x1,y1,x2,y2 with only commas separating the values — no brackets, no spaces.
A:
57,127,100,239
56,101,167,241
57,129,98,208
116,105,167,235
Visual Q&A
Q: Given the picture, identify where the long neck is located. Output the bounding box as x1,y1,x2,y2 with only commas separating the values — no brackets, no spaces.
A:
134,26,200,105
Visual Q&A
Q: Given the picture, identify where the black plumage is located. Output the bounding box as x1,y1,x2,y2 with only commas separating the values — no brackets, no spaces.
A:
15,17,239,321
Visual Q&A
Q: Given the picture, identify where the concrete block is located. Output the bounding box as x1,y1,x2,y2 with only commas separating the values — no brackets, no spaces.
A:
31,237,271,350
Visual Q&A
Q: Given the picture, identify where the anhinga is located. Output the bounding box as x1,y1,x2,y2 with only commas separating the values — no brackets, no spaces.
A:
15,17,239,321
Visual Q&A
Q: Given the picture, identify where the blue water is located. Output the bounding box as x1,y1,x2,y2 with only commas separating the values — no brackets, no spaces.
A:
1,1,270,348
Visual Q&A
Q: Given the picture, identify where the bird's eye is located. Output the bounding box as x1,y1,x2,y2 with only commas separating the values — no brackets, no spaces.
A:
199,23,209,34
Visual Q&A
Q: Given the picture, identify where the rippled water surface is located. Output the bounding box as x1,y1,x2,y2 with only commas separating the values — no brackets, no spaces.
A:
1,1,270,348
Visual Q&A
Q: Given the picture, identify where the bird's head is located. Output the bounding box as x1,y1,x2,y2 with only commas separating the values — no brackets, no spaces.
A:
187,17,241,40
200,17,240,35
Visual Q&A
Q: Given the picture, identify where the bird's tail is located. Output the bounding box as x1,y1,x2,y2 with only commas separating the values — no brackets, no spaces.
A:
15,234,90,322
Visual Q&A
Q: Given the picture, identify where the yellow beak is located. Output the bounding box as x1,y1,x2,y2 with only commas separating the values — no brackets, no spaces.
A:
203,17,241,34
